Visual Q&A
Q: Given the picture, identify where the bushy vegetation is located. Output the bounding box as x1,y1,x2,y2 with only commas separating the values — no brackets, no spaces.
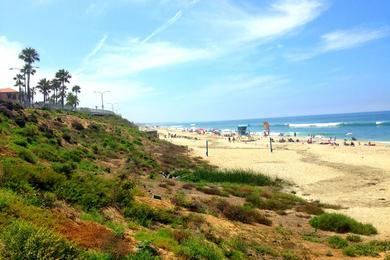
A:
327,235,348,249
310,213,377,235
179,168,276,186
3,106,387,259
342,240,390,257
0,220,82,259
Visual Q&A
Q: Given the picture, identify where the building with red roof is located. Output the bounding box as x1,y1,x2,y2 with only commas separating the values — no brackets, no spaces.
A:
0,88,19,103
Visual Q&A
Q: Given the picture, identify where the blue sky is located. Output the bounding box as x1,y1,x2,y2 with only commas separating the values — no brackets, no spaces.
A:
0,0,389,122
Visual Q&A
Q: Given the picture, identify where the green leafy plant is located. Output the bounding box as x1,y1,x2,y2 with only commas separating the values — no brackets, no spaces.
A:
310,213,377,235
0,220,81,259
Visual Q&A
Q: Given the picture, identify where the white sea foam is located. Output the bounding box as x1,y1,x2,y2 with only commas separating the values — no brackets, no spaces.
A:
288,122,342,128
376,121,385,125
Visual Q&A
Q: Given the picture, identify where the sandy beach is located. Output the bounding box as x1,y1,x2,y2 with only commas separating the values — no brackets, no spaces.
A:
157,128,390,238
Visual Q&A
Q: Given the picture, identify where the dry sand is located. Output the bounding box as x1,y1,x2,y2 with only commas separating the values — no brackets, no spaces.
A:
157,129,390,238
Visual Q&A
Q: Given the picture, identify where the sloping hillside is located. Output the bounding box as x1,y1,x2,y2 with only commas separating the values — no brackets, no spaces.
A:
0,101,388,259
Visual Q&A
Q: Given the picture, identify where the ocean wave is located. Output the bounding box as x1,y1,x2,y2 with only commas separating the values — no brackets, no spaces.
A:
283,121,390,128
288,122,342,128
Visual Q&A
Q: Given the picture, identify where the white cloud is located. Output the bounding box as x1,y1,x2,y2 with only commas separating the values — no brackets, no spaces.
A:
142,10,183,43
320,28,388,52
80,38,212,78
236,0,325,43
286,27,389,61
0,36,24,89
185,0,326,46
83,34,108,63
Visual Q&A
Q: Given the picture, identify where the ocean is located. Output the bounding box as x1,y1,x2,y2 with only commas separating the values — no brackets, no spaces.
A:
158,111,390,142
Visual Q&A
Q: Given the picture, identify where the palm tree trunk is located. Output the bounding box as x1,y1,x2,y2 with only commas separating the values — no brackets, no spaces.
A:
61,83,64,109
27,72,31,107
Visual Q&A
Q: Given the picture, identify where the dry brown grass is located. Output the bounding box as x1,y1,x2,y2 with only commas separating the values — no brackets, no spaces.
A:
57,220,133,256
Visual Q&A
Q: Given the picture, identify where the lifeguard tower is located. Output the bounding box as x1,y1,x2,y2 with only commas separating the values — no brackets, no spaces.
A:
237,125,248,136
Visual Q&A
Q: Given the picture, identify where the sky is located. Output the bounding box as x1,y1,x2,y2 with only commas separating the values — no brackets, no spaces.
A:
0,0,389,123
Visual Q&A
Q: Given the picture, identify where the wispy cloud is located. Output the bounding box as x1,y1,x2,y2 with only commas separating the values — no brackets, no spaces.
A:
80,38,212,78
320,28,388,52
83,34,108,62
286,27,389,61
188,0,326,46
142,10,183,43
141,0,200,43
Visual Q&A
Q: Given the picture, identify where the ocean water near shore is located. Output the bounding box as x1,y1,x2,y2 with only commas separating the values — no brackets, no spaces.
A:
156,111,390,142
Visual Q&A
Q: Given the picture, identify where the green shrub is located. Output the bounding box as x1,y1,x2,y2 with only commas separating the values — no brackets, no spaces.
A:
179,237,224,260
15,117,26,127
23,124,40,137
125,241,160,260
32,144,60,162
343,243,379,257
124,203,177,227
71,121,84,131
54,173,115,210
0,196,10,210
80,211,105,224
310,213,377,235
302,233,322,243
328,235,348,249
135,229,179,253
0,220,81,259
346,234,362,242
13,136,28,147
1,158,65,192
254,244,277,257
210,199,272,226
181,168,275,186
281,251,299,260
52,162,77,176
18,148,37,164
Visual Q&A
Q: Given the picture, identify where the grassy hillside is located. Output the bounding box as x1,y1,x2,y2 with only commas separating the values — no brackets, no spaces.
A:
0,101,388,259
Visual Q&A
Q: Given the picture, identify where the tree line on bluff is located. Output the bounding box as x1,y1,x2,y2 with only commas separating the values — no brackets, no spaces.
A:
13,47,81,109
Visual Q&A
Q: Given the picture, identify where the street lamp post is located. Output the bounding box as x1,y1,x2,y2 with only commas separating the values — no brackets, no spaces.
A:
94,91,110,110
107,102,118,112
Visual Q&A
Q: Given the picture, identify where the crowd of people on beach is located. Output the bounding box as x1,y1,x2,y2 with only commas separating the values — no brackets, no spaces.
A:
160,127,377,148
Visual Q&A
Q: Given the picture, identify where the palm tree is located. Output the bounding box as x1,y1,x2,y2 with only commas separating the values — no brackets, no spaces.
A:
19,48,39,106
71,85,81,108
13,74,25,103
21,64,36,105
55,69,71,109
36,78,51,104
66,92,78,110
31,87,36,105
50,79,61,104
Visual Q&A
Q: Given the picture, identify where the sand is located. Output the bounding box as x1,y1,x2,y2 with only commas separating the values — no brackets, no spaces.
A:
157,128,390,238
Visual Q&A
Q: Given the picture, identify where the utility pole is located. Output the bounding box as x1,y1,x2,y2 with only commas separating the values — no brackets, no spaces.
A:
94,90,110,110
